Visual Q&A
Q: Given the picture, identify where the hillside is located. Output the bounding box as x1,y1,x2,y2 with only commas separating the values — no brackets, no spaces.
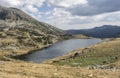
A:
0,6,68,57
48,38,120,68
67,25,120,38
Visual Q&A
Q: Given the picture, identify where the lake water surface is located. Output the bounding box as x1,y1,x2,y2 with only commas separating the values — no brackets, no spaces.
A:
20,39,102,63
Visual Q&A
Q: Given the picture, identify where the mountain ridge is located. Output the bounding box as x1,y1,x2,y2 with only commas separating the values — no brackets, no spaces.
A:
66,25,120,38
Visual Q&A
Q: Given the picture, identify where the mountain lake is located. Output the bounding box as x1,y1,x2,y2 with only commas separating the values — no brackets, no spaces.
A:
18,39,102,63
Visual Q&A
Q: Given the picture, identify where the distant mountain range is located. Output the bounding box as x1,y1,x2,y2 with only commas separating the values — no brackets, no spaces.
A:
66,25,120,38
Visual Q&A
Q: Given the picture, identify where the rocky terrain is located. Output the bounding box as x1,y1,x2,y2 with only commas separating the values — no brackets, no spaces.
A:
0,6,68,58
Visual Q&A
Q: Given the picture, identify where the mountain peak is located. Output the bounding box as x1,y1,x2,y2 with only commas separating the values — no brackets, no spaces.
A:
93,25,119,30
101,25,118,27
0,6,33,21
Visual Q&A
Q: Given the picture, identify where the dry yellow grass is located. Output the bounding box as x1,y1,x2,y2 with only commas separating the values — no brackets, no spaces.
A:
72,34,91,39
0,61,120,78
0,38,18,43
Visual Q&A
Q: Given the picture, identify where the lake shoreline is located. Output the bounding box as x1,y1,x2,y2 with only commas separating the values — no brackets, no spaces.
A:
14,38,102,63
44,38,119,64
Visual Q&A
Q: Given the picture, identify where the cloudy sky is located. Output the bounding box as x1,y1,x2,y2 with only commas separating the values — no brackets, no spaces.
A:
0,0,120,29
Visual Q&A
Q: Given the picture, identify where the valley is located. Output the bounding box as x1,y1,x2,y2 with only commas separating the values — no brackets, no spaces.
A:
0,5,120,78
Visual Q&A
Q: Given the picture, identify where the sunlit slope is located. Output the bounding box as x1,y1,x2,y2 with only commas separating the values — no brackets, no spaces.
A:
49,38,120,67
0,6,68,56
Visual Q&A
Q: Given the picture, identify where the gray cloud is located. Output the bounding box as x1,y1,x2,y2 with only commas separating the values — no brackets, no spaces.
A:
66,0,120,16
0,0,120,29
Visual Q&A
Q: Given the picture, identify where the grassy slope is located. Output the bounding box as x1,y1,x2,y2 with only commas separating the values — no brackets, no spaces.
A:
72,34,92,39
47,38,120,67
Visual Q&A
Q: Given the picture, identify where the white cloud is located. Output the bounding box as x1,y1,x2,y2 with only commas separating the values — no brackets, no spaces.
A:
48,0,87,8
0,0,46,21
0,0,23,7
7,0,21,6
25,0,45,7
24,5,38,13
45,7,120,29
0,0,46,7
52,8,70,17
